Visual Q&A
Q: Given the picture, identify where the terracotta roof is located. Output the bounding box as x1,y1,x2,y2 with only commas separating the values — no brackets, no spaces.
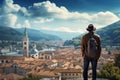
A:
28,70,59,77
38,70,59,77
0,56,25,60
0,73,23,80
40,51,55,54
54,69,82,73
75,65,82,69
52,59,58,63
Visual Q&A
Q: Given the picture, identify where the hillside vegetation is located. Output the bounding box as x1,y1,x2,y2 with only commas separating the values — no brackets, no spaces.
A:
0,26,22,41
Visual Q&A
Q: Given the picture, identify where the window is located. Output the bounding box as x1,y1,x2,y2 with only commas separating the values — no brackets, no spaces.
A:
24,47,26,49
24,42,26,45
73,73,75,76
6,60,9,63
76,73,78,76
62,73,67,76
1,60,4,63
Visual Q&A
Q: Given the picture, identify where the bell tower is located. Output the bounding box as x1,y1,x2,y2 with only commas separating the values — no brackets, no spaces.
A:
23,27,29,57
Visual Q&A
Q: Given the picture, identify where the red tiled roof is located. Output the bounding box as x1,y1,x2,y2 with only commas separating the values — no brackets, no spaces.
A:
0,73,23,80
38,70,59,77
28,70,59,77
54,68,82,73
0,56,25,60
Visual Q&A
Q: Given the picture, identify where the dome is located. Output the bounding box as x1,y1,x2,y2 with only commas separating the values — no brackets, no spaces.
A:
30,49,38,54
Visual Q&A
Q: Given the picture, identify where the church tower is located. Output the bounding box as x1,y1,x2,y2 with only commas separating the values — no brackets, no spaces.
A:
23,27,29,57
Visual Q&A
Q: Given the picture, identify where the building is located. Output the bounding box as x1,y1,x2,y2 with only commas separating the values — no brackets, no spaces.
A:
0,56,25,63
39,51,55,60
23,27,29,57
54,69,82,80
0,73,23,80
30,44,39,58
4,63,26,76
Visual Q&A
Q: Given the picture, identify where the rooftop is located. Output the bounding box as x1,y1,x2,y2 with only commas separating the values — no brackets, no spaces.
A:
0,56,25,60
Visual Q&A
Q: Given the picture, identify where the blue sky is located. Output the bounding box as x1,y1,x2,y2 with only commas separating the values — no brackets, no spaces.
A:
0,0,120,33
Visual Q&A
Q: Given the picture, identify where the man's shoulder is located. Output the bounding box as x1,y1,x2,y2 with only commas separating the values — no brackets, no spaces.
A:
83,33,100,39
82,34,88,39
83,33,89,37
94,34,100,38
82,33,100,37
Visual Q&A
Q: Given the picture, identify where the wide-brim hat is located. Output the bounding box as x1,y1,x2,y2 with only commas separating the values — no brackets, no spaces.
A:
86,24,96,31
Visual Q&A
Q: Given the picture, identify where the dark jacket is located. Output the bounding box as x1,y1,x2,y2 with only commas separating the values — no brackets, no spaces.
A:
81,32,101,59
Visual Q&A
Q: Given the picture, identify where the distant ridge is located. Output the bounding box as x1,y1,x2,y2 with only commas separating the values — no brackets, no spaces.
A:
0,26,22,41
15,28,62,41
0,26,61,41
96,20,120,46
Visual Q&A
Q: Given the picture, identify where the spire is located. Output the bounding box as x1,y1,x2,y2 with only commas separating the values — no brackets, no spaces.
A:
24,27,27,37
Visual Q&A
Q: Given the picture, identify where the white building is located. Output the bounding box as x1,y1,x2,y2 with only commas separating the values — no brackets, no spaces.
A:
39,51,55,60
29,44,39,59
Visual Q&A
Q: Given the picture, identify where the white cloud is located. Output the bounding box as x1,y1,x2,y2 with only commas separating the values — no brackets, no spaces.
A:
0,0,119,33
39,10,119,33
0,14,17,27
33,18,54,23
16,23,22,28
2,0,20,13
24,20,31,28
27,1,119,27
0,0,20,27
28,1,81,19
73,11,119,29
15,20,31,28
90,11,119,28
19,7,30,16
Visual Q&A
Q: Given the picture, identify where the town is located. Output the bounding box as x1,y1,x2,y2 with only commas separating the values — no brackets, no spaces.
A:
0,28,119,80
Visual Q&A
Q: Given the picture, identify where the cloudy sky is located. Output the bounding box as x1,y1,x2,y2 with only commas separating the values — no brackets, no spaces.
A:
0,0,120,33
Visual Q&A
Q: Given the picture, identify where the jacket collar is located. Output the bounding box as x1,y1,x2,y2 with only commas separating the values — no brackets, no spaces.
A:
88,31,94,35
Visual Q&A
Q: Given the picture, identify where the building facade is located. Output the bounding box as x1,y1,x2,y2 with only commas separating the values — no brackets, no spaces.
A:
55,69,82,80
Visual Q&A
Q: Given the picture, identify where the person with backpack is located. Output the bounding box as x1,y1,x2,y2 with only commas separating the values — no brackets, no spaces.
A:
81,24,101,80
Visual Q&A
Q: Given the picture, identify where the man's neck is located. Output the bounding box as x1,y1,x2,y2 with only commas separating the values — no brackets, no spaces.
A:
88,31,94,35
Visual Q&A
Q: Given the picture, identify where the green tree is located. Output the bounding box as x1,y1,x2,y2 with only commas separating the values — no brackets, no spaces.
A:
73,39,81,47
98,63,120,80
19,74,42,80
114,53,120,68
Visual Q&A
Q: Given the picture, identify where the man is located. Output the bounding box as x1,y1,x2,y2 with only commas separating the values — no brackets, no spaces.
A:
81,24,101,80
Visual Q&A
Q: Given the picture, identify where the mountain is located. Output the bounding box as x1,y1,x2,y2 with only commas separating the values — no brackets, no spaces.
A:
64,20,120,47
0,26,23,41
15,28,62,41
96,20,120,46
0,26,61,41
40,30,80,40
